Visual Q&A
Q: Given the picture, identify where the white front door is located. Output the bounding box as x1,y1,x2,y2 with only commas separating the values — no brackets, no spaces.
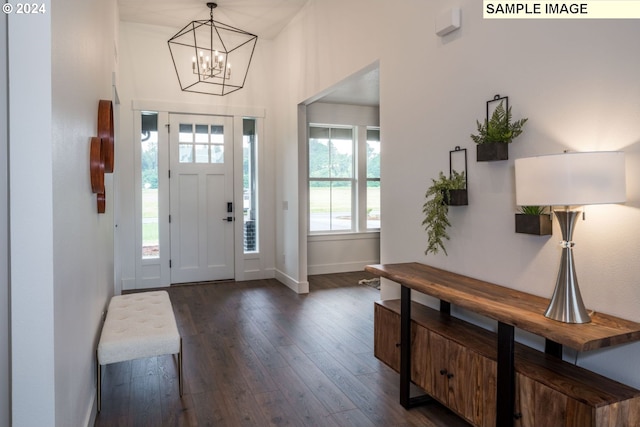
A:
169,114,235,283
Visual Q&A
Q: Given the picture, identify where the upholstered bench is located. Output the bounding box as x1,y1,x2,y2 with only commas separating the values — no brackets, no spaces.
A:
96,290,182,412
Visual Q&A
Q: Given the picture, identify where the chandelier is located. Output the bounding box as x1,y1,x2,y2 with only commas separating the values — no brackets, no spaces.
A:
168,2,258,96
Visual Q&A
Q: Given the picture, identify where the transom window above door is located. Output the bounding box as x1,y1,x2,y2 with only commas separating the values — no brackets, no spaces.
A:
178,123,225,163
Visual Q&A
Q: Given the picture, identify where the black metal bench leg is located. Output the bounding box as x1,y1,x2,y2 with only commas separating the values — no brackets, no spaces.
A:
97,352,102,413
179,337,184,397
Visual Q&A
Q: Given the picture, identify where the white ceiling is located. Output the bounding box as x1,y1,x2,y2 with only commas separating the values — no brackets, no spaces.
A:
119,0,309,40
118,0,379,106
316,67,379,107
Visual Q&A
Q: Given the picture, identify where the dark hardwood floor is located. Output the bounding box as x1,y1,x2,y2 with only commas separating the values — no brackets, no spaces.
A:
95,271,470,427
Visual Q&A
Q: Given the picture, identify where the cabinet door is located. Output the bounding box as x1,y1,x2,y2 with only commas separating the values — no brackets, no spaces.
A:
374,303,400,371
449,340,495,426
428,331,497,427
448,339,473,419
428,331,449,404
595,397,640,427
515,374,568,427
374,304,426,378
515,374,536,427
515,373,593,427
481,358,497,427
373,303,433,392
411,324,431,392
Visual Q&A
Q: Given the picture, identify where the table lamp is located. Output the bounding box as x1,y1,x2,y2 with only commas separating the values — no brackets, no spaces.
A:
515,151,626,323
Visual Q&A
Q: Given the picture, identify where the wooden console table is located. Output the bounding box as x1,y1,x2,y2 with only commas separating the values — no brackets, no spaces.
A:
366,262,640,427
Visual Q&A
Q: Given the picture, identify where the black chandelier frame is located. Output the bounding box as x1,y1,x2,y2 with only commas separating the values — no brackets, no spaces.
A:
168,2,258,96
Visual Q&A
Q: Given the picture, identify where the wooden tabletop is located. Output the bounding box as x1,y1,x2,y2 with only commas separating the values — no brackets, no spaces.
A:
365,262,640,352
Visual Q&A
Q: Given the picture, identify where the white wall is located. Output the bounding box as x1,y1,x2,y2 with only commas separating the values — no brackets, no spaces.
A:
8,3,55,425
377,2,640,374
308,233,380,275
0,11,10,427
51,1,119,424
272,0,640,389
9,0,118,425
272,0,384,291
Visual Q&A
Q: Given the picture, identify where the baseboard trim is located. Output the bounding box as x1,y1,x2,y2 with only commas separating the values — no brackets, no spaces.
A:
242,268,276,281
85,390,97,427
274,269,309,294
120,277,135,291
308,260,379,276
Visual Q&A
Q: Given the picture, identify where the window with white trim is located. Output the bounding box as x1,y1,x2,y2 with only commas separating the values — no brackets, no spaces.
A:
365,128,381,229
308,125,381,233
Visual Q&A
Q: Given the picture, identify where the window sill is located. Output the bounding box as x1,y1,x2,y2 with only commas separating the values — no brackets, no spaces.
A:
308,231,380,242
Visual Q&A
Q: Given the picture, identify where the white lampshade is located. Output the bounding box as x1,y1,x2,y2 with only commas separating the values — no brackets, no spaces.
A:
515,151,626,207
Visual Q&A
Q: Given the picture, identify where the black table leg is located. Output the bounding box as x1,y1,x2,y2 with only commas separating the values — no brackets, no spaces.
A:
545,339,563,358
440,300,451,315
400,285,411,408
399,285,432,409
497,322,515,427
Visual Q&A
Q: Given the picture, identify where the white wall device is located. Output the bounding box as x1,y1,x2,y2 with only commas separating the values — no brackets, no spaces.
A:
435,7,461,37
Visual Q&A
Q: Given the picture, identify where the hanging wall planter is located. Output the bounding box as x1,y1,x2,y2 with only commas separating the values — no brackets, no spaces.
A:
447,146,468,205
445,187,468,206
422,147,468,256
515,206,552,235
477,141,509,162
472,94,528,162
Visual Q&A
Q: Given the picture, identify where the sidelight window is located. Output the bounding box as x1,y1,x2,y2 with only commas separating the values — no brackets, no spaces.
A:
141,111,160,258
243,118,258,253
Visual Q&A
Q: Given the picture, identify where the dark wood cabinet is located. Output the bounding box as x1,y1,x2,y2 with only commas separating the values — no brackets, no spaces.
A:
368,262,640,427
513,346,640,427
425,330,496,426
373,300,400,372
374,299,640,427
375,301,498,427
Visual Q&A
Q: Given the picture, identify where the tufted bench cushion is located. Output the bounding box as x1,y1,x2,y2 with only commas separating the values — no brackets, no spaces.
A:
97,290,182,412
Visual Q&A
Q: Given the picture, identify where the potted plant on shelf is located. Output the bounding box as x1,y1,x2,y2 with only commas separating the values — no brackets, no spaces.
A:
422,170,467,255
515,205,552,235
471,100,528,161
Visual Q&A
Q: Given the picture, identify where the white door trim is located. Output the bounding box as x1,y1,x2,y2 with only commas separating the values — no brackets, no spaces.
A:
132,99,265,119
130,102,267,289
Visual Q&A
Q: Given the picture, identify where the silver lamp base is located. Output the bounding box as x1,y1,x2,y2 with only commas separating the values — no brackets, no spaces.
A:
544,210,591,324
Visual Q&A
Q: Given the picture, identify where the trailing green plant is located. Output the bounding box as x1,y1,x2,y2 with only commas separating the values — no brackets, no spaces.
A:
422,170,466,256
470,101,528,144
518,205,546,215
